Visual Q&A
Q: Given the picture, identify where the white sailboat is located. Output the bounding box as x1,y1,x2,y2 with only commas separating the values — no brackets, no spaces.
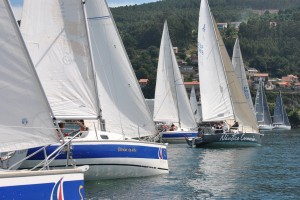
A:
254,78,273,130
232,37,255,114
20,0,168,180
0,1,87,198
189,86,202,124
187,0,262,147
154,21,198,143
273,91,291,130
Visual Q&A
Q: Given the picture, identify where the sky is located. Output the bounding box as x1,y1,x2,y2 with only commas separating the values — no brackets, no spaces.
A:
10,0,159,20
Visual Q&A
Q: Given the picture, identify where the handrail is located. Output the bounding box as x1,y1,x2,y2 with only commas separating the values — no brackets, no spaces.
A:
8,145,49,170
31,130,82,170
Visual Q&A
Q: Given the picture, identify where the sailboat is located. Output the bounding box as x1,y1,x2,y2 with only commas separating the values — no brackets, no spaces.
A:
232,37,255,114
190,86,202,124
0,1,87,198
254,78,273,130
186,0,262,147
153,21,198,143
273,91,291,130
20,0,168,180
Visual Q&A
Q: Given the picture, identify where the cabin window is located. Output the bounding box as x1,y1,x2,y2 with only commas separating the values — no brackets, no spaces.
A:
100,135,109,139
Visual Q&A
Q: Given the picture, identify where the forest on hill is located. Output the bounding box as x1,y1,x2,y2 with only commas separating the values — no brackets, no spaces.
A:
111,0,300,126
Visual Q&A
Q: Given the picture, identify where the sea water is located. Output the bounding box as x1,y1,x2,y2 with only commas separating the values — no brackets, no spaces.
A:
85,129,300,199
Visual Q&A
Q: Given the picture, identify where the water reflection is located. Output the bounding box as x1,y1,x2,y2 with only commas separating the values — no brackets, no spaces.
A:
86,130,300,199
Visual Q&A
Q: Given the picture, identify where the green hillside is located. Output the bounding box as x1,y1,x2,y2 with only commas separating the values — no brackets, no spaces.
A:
111,0,300,126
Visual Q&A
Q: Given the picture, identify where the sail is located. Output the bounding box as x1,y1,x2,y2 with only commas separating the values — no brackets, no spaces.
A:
0,0,58,152
273,91,290,126
20,0,100,120
86,0,157,138
255,79,272,126
198,0,258,132
190,86,201,123
232,38,255,114
198,0,234,122
154,21,197,129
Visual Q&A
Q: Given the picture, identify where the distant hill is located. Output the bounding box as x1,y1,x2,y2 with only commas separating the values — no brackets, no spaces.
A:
107,0,159,7
110,0,300,125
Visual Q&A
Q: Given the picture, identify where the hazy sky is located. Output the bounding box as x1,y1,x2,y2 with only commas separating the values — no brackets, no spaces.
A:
10,0,159,20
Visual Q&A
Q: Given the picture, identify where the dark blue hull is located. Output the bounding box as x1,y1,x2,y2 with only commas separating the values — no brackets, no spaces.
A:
186,133,263,148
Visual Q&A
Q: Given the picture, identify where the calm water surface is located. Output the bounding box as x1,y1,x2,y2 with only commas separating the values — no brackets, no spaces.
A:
86,130,300,199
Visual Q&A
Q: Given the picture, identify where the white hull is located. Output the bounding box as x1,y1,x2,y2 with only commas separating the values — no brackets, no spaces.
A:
0,150,28,170
259,124,273,131
21,133,169,180
0,166,88,199
273,124,291,130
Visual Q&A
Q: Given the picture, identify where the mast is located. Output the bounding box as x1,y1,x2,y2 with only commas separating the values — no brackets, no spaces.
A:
165,21,182,128
207,1,237,122
82,0,104,130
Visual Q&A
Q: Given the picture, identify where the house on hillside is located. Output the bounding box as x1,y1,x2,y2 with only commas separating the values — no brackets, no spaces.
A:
246,68,258,79
139,78,149,88
282,74,299,84
253,73,269,82
217,23,227,30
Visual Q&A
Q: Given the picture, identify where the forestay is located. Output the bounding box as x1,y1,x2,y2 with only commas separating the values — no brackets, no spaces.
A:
154,21,196,129
0,0,58,152
86,0,157,138
20,0,100,120
198,0,258,132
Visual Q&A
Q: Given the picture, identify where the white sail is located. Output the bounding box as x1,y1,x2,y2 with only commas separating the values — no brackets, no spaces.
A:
189,86,201,123
20,0,100,120
0,0,58,152
198,0,234,122
255,79,272,126
86,0,157,138
232,38,255,114
273,91,290,126
198,0,258,132
154,21,197,129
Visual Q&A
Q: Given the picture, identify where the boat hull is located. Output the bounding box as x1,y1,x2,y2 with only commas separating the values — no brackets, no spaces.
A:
186,133,263,148
272,124,291,130
259,124,273,131
21,140,169,180
0,167,87,200
160,131,198,144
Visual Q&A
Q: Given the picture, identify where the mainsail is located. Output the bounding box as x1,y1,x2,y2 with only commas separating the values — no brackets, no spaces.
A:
0,0,58,152
273,91,290,126
154,21,197,129
189,86,201,123
254,78,272,126
232,38,255,114
198,0,258,132
86,0,157,138
20,0,100,120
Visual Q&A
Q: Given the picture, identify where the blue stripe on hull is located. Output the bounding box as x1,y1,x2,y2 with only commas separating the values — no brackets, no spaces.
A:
161,132,198,138
27,143,167,161
0,180,84,200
